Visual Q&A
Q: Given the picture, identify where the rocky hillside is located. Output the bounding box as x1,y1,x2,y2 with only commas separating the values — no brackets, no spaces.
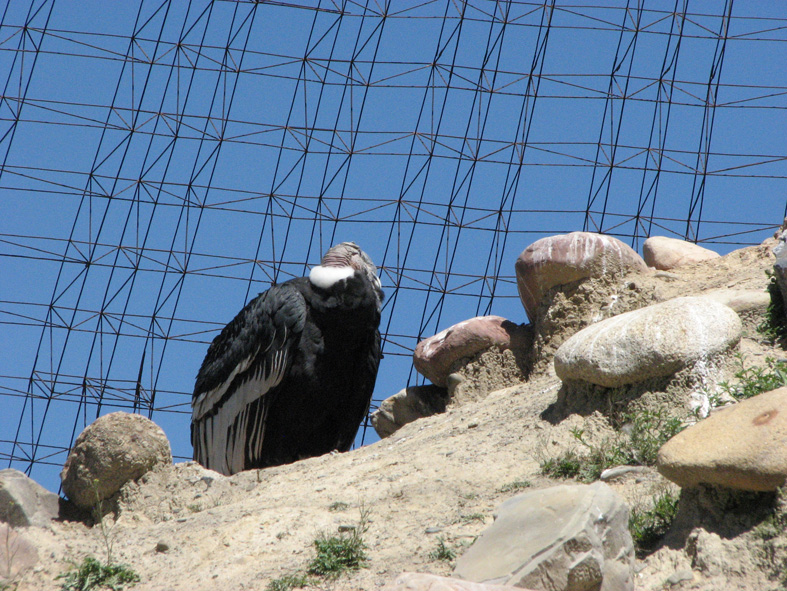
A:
2,232,787,591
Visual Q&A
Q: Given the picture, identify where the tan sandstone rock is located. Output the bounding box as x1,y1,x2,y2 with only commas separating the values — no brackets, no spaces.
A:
554,296,742,388
61,411,172,509
657,387,787,491
515,232,648,322
382,573,528,591
414,316,531,387
643,236,720,270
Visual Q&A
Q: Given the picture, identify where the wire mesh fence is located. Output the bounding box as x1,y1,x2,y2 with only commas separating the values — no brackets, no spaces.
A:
1,0,785,492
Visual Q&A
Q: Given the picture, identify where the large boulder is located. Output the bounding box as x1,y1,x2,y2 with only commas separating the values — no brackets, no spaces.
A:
516,232,648,322
642,236,720,270
554,296,742,388
454,482,634,591
61,412,172,509
657,387,787,491
382,573,528,591
371,385,449,438
0,469,60,527
414,316,531,388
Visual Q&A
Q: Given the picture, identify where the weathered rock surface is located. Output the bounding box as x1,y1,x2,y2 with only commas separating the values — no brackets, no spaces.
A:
371,385,449,438
554,296,742,388
702,288,771,316
61,411,172,509
414,316,531,387
0,524,39,586
643,236,720,270
0,469,60,527
773,252,787,309
515,232,648,322
382,573,528,591
454,482,634,591
657,387,787,491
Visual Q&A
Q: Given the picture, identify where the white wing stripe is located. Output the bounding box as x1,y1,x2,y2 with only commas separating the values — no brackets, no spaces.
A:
192,347,260,422
193,336,290,474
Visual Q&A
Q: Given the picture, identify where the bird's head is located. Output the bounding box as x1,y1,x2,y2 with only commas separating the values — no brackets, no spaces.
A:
310,242,383,301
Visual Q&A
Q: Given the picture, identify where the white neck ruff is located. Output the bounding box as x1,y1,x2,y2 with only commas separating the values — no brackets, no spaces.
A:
309,265,355,289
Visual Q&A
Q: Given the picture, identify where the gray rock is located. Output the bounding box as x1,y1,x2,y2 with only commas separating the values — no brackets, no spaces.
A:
454,482,634,591
516,232,648,322
61,411,172,509
371,385,449,438
687,529,724,577
0,469,60,527
599,465,651,482
0,524,39,585
642,236,719,270
383,573,528,591
554,296,742,388
665,569,694,585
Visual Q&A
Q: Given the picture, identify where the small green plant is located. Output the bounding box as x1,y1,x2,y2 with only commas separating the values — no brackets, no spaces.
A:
265,573,314,591
58,556,139,591
429,536,456,562
626,409,684,466
629,489,679,557
720,354,787,401
89,480,119,568
758,270,787,342
459,513,485,524
498,479,531,493
541,411,685,483
306,507,370,578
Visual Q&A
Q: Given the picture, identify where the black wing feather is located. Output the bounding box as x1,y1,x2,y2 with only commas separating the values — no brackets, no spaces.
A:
191,282,306,474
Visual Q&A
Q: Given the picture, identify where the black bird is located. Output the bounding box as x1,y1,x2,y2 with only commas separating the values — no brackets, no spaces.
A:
191,242,383,475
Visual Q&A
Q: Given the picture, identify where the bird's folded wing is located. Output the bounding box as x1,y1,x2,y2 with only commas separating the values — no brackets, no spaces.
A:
191,285,306,474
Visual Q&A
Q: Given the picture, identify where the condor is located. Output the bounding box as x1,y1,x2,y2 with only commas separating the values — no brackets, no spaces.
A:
191,242,383,475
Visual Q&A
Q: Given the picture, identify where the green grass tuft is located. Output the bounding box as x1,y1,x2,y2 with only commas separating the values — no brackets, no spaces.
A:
720,354,787,401
265,573,313,591
540,410,685,483
629,489,679,557
498,479,531,493
306,508,369,578
429,536,456,562
58,556,139,591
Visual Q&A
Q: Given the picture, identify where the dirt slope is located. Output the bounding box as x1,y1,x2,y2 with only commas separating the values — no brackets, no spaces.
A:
14,242,787,591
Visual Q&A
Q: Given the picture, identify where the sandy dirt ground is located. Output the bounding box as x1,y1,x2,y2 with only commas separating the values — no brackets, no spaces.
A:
10,241,787,591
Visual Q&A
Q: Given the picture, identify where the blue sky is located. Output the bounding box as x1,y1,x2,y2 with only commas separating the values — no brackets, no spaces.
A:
1,1,785,493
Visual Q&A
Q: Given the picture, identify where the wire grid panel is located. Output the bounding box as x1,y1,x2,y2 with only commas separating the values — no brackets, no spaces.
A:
1,1,785,492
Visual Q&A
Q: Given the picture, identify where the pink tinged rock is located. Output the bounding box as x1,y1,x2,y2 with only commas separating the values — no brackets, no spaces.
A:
642,236,720,270
413,316,530,387
515,232,648,322
61,411,172,509
554,296,742,388
657,387,787,492
381,573,529,591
